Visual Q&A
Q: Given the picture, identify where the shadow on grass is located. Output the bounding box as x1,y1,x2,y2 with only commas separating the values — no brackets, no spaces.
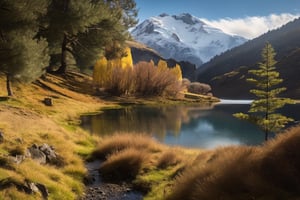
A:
0,97,9,101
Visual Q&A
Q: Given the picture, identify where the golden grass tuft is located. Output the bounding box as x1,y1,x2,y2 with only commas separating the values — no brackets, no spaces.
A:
92,133,163,160
167,126,300,200
92,133,201,200
100,148,149,181
156,149,183,169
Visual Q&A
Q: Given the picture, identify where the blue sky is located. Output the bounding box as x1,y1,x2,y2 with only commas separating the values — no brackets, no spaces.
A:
134,0,300,39
135,0,300,21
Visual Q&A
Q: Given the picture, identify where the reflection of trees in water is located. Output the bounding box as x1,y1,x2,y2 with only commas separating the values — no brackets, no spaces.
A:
181,105,264,144
82,105,212,140
81,103,300,147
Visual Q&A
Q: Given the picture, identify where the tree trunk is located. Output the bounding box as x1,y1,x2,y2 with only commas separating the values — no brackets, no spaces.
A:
55,33,68,74
6,73,13,96
265,130,269,141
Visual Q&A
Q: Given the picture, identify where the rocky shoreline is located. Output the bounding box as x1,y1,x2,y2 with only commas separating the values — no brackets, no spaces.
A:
81,160,143,200
82,182,143,200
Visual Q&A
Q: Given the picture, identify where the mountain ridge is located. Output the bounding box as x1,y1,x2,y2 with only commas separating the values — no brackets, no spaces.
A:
127,40,197,80
196,17,300,99
131,13,247,67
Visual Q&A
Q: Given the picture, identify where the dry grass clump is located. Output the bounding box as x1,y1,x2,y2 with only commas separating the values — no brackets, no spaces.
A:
156,149,183,169
93,133,167,182
91,133,202,200
94,61,183,97
100,148,149,181
167,126,300,200
258,127,300,193
92,133,163,160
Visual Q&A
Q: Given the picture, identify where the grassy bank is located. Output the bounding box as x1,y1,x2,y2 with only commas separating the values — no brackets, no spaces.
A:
0,72,108,199
92,126,300,200
1,71,299,199
0,71,217,199
90,133,201,200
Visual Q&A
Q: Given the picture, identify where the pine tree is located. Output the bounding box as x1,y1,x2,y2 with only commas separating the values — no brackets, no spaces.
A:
42,0,137,74
105,0,138,29
234,43,294,141
42,0,105,73
0,0,49,96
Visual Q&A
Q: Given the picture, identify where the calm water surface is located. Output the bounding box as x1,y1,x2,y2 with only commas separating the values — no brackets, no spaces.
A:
80,101,299,149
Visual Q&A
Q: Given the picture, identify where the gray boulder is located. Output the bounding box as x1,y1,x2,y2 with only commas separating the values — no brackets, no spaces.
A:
27,144,47,164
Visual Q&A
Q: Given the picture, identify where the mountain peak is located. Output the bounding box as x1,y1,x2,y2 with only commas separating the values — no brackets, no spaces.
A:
172,13,200,25
159,13,169,17
131,13,247,67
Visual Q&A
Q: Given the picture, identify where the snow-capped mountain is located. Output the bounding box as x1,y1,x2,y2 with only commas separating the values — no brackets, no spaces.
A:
131,13,247,67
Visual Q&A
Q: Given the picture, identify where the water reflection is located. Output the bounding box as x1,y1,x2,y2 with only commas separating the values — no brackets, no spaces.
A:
81,103,271,148
81,105,211,139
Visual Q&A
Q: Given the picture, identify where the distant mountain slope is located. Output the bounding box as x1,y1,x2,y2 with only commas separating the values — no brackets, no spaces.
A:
127,41,196,80
196,18,300,99
131,13,246,67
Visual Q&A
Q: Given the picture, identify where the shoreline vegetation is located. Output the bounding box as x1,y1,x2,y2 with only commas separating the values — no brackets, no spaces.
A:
1,71,299,199
0,71,217,199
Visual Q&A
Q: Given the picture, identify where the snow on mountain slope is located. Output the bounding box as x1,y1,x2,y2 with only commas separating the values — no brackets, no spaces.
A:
131,13,247,67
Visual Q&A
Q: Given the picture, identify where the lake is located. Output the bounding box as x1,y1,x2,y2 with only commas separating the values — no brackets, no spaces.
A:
80,100,300,149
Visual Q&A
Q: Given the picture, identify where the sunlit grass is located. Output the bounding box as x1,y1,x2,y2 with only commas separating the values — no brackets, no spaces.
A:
91,126,300,200
0,187,39,200
0,73,106,199
135,165,184,200
167,126,300,200
92,133,163,160
92,133,200,200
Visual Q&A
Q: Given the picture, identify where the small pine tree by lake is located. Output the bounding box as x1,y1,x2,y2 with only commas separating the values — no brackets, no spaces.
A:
234,42,295,141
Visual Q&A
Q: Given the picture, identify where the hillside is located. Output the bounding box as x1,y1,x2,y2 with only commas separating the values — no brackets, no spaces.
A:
127,40,197,80
196,18,300,99
0,72,108,199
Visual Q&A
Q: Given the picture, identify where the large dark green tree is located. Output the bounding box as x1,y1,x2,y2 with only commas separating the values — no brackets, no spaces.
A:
0,0,50,96
234,43,294,141
42,0,138,74
105,0,138,29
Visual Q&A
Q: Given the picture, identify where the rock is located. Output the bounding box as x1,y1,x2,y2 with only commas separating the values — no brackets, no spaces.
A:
24,181,49,199
25,180,39,193
36,183,49,199
43,98,53,106
84,174,96,185
9,154,25,164
26,143,64,166
39,143,57,163
39,143,64,166
27,144,47,164
0,178,48,199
